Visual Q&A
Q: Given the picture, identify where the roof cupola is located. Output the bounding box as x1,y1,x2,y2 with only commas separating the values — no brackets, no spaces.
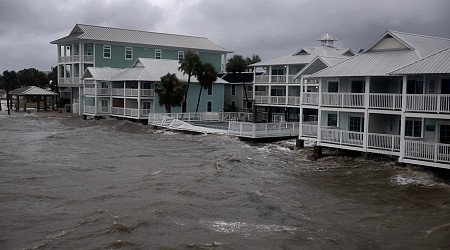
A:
317,33,337,47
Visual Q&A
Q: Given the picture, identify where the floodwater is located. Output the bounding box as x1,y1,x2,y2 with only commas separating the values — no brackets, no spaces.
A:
1,111,449,249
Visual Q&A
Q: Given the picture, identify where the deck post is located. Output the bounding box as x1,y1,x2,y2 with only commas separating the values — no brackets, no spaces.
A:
313,145,322,159
37,96,41,111
23,97,27,112
83,115,87,120
296,139,304,149
16,95,20,111
399,75,407,161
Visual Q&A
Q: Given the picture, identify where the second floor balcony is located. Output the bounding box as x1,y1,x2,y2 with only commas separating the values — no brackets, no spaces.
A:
254,75,301,84
58,55,94,63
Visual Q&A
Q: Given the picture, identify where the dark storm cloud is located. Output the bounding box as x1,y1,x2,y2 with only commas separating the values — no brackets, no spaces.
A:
1,0,449,72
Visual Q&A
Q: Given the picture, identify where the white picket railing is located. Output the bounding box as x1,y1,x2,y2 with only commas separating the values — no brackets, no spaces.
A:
321,93,365,108
270,96,286,105
404,140,450,163
84,105,96,114
111,88,124,96
301,124,318,138
141,89,155,97
369,94,402,110
368,133,400,152
302,92,319,105
320,128,364,147
271,75,286,83
254,75,270,83
228,121,299,138
406,94,450,113
125,89,139,97
287,96,301,106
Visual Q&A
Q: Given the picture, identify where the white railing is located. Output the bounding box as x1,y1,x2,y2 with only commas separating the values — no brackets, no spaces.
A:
111,88,124,96
301,124,318,138
321,93,365,108
97,88,110,95
404,140,450,164
287,96,301,106
157,112,252,123
228,121,299,138
100,106,110,113
84,88,96,95
302,92,319,105
406,94,450,113
83,55,94,62
254,75,270,83
141,109,152,116
254,96,270,104
271,75,286,83
368,133,400,152
270,96,286,105
84,105,96,114
125,89,139,97
254,91,268,97
124,108,139,117
111,107,124,115
369,94,402,110
58,55,93,63
320,128,364,147
141,89,155,97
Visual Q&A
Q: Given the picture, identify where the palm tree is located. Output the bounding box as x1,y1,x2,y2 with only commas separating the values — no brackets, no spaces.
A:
0,70,19,115
155,73,185,113
226,55,251,111
246,54,262,72
195,63,218,112
178,51,202,112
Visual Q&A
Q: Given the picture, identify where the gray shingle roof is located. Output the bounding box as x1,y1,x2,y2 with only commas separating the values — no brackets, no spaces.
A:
10,86,57,96
391,47,450,75
311,30,450,78
51,24,231,53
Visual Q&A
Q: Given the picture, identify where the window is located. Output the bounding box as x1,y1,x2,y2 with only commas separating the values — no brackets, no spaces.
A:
405,119,422,138
231,85,236,95
143,101,152,110
327,113,337,127
442,79,450,94
155,49,162,59
178,51,184,60
207,101,212,112
328,81,338,92
125,47,133,60
351,80,364,93
440,124,450,144
85,44,93,55
207,85,213,95
349,116,364,132
231,100,236,109
407,79,423,94
103,45,111,58
271,68,284,75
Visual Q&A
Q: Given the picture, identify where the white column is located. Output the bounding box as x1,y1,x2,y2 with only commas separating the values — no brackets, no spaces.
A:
399,75,407,161
317,78,323,144
363,76,370,149
253,69,256,100
299,76,304,137
138,81,141,119
285,65,289,105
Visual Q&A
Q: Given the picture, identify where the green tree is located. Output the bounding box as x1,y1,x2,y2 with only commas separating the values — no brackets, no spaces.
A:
155,73,185,113
178,51,202,112
48,66,59,92
0,70,19,115
18,68,49,88
245,54,262,72
195,63,218,112
226,55,251,111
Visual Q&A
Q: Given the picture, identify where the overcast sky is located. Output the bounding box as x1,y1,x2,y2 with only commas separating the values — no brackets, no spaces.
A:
1,0,449,73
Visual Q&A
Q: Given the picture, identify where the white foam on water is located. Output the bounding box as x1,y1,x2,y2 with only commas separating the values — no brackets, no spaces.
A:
201,220,297,235
391,172,443,187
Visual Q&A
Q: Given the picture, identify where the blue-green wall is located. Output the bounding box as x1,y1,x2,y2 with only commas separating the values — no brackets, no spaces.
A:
94,43,223,72
154,82,224,113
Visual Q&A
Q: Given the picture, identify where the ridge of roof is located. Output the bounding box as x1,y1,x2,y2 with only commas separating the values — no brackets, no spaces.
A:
389,30,450,42
390,46,450,74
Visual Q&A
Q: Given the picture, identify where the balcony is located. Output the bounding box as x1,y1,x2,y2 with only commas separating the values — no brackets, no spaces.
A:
302,92,319,105
320,128,364,147
111,88,155,97
405,140,450,164
58,55,94,63
254,75,299,84
84,88,110,96
301,124,318,138
287,96,301,106
321,93,365,108
406,94,450,113
368,133,400,153
228,121,299,138
111,107,139,117
59,77,81,85
369,93,402,110
84,105,110,115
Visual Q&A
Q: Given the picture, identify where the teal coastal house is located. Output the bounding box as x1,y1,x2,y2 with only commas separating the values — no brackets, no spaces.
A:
82,58,227,120
51,24,231,115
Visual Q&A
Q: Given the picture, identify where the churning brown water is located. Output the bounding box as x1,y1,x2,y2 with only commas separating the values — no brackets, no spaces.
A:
1,111,449,249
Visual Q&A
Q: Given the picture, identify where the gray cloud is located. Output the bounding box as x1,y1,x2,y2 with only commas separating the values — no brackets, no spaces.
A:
1,0,449,73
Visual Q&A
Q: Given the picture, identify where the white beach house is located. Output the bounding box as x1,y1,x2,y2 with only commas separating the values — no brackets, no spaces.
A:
301,30,450,169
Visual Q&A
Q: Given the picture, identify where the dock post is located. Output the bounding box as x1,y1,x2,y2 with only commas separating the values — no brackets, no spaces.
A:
296,139,304,149
313,145,322,160
83,115,87,120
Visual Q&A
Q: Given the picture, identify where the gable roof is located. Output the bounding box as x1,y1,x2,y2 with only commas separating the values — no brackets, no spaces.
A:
391,47,450,75
51,24,231,53
295,56,349,77
10,86,57,96
110,58,228,83
251,45,353,67
311,30,450,78
83,67,127,81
